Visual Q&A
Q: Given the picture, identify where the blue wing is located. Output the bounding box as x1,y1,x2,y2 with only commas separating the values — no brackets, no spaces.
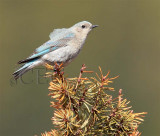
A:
18,32,75,64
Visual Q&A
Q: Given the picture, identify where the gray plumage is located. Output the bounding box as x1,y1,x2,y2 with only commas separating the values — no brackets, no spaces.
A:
13,21,98,79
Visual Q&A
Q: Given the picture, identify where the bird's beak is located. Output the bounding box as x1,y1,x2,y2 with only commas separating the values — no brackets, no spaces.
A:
91,25,98,29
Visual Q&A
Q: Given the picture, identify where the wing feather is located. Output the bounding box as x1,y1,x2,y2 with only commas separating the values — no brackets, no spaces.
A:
18,31,75,64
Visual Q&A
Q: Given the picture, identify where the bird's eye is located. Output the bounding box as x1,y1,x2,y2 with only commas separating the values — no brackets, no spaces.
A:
82,25,86,29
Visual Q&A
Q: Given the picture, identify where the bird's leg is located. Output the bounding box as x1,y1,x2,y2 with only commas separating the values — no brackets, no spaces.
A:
53,62,64,75
45,62,64,80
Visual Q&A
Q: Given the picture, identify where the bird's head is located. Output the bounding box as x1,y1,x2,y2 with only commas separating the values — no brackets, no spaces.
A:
71,21,98,37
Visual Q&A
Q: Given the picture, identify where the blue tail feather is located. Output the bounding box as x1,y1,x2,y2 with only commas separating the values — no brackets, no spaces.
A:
13,62,33,80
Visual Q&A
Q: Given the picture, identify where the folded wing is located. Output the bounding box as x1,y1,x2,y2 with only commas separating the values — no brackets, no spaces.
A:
18,31,75,64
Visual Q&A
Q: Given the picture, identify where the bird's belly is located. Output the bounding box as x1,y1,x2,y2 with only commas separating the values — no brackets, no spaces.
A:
42,46,80,66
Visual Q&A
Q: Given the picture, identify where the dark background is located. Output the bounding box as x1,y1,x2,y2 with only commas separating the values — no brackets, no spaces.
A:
0,0,160,135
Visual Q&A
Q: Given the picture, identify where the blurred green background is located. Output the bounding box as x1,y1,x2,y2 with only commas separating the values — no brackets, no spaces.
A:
0,0,160,135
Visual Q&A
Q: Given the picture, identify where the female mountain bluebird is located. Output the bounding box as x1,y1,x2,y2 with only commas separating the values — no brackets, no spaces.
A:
13,21,98,79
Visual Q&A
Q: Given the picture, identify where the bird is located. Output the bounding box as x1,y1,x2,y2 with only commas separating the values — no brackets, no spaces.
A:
13,21,98,79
